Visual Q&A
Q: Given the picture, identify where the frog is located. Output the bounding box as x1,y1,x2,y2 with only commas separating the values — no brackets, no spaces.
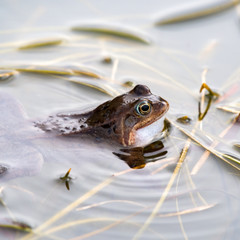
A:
35,84,169,147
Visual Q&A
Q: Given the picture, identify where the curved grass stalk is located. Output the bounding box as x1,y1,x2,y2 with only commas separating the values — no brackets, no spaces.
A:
158,204,216,218
20,177,114,240
132,121,198,240
20,167,136,240
174,154,212,240
117,54,197,98
168,119,240,172
76,199,146,211
40,215,164,240
55,75,122,97
43,218,118,236
191,116,240,175
69,208,164,240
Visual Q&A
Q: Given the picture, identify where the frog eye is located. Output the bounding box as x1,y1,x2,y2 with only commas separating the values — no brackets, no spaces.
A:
135,101,151,116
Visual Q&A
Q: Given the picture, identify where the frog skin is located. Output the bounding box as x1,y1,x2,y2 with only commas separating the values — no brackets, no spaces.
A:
35,85,169,146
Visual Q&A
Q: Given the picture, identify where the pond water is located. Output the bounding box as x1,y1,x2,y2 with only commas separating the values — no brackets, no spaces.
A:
0,0,240,239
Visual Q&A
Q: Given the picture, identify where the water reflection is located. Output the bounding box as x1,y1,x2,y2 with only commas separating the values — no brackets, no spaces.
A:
113,140,167,169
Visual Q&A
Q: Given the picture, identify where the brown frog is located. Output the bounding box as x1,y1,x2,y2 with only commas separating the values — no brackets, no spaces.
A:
35,85,169,146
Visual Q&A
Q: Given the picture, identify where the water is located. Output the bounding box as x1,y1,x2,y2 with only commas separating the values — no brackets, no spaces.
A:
0,0,240,239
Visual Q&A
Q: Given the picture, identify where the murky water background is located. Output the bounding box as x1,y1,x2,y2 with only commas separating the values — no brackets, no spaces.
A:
0,0,240,239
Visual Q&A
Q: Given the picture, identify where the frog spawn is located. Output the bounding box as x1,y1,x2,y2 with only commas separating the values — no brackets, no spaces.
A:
34,116,88,135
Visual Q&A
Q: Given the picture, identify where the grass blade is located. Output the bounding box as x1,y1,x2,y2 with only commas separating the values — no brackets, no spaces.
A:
155,0,240,25
0,218,32,233
167,117,240,171
71,22,151,44
0,64,101,78
18,37,65,50
58,75,123,96
217,102,240,114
